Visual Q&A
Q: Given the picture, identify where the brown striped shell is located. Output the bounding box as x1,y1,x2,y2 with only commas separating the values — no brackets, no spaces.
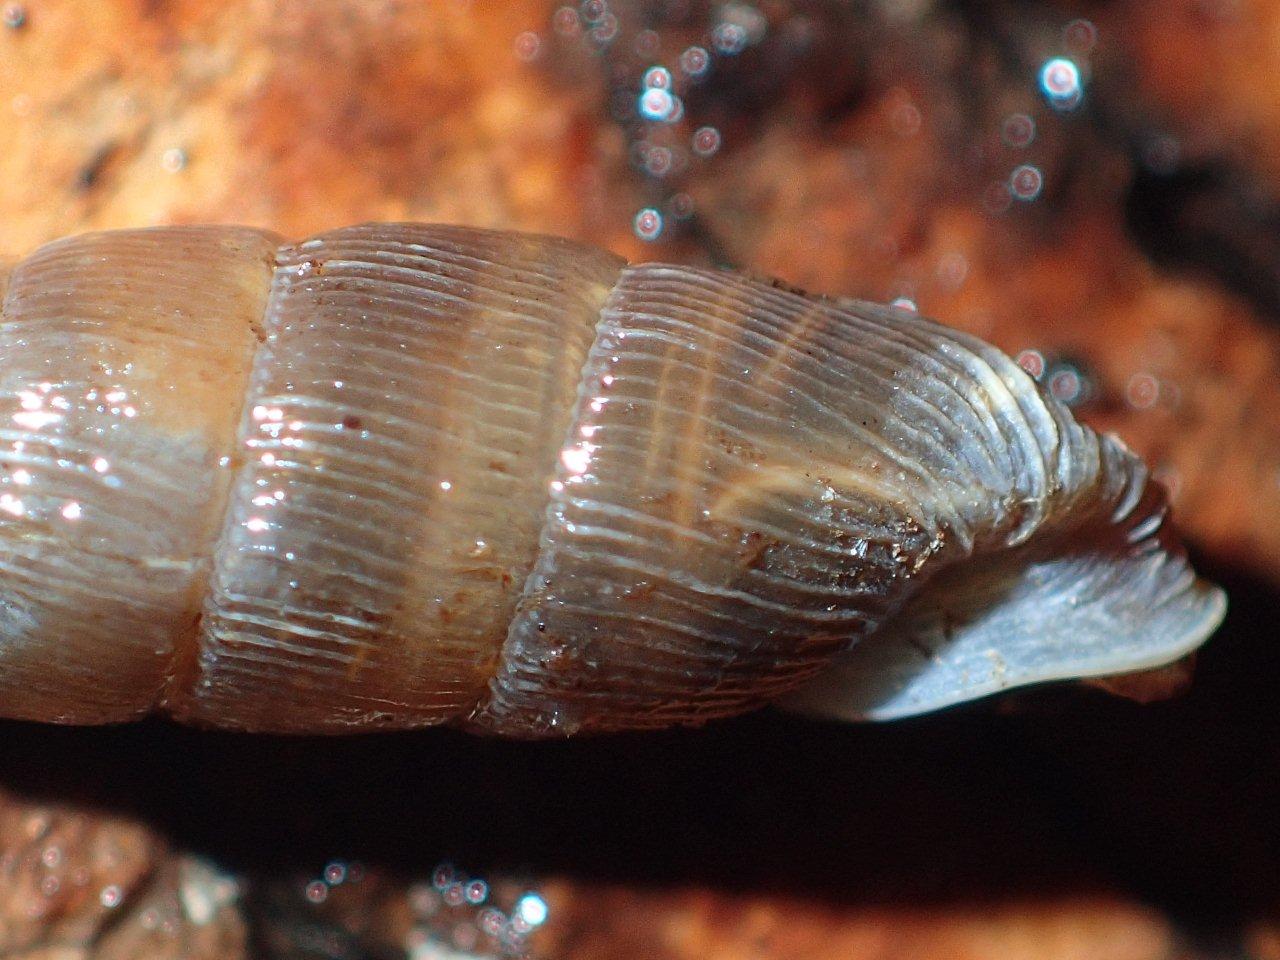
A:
0,224,1225,736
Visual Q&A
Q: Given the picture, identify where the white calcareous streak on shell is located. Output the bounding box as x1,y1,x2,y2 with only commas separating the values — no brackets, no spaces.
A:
0,224,1225,736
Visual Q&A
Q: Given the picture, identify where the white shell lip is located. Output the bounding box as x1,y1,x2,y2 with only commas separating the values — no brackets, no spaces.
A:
786,582,1226,723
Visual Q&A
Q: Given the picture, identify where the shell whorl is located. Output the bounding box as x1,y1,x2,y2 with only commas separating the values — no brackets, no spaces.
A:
0,224,1225,736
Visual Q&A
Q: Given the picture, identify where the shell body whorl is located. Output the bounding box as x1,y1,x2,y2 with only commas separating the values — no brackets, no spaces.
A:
0,224,1225,736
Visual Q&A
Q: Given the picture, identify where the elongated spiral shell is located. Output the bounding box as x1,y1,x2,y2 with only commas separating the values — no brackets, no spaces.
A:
0,224,1225,736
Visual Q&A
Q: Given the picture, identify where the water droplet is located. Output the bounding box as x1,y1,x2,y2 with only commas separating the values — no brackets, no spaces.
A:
552,5,580,36
515,892,549,927
432,863,457,890
644,145,673,176
1063,18,1097,54
99,885,123,909
1016,349,1046,380
323,861,347,885
671,192,695,219
1001,113,1035,148
464,879,488,904
680,45,709,77
633,207,663,241
1126,372,1160,409
692,126,721,156
1048,365,1084,404
634,29,659,56
590,11,618,43
514,30,541,61
160,147,187,173
1040,57,1083,110
1009,164,1044,201
712,21,747,54
3,3,26,29
478,906,506,935
642,65,672,90
304,880,328,904
638,87,675,121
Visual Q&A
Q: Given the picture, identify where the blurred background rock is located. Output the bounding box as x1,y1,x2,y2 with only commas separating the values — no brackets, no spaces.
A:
0,1,1277,958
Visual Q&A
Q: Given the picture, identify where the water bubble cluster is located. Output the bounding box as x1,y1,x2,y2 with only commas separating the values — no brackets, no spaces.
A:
583,0,618,45
297,858,362,908
713,2,768,54
401,862,548,959
527,1,771,242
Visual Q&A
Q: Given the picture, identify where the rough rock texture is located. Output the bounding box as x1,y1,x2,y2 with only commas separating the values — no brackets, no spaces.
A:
0,787,245,960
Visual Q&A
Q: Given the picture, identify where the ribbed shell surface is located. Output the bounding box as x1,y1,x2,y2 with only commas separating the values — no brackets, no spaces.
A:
178,226,621,729
0,224,1225,735
0,227,275,723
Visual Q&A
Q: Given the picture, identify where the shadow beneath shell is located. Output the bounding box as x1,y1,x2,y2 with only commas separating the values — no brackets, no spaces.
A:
0,556,1275,944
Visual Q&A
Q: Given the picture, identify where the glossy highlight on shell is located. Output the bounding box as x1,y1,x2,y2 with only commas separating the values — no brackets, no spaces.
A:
0,224,1225,736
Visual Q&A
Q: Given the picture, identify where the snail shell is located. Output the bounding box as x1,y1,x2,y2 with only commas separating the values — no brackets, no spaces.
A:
0,224,1225,736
